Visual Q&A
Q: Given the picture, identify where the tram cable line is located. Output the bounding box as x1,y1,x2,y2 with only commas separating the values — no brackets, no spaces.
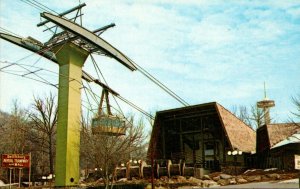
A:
82,83,154,120
0,60,154,119
131,60,189,107
90,55,125,117
0,27,24,38
19,0,189,107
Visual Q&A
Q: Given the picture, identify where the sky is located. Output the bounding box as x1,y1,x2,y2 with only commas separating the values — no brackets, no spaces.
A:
0,0,300,124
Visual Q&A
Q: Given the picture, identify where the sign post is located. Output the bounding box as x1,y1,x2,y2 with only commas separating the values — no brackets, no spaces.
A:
295,155,300,188
18,168,21,187
9,168,12,189
29,152,31,187
1,154,31,188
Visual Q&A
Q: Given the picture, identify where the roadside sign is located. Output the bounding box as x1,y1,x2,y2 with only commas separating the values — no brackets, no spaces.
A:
1,154,30,168
295,155,300,170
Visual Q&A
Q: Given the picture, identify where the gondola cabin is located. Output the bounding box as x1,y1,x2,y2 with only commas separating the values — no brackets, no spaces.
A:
92,115,126,136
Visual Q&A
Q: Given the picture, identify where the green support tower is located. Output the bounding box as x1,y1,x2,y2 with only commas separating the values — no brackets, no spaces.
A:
54,42,89,186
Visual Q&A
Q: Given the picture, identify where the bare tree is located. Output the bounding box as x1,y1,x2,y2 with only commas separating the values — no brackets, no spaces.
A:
249,105,265,130
81,115,145,189
0,101,30,182
28,93,58,175
232,104,264,130
0,100,29,154
292,94,300,118
231,105,252,127
290,94,300,127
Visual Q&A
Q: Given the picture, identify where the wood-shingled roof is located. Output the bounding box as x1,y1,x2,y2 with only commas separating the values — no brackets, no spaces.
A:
215,103,256,153
266,123,300,148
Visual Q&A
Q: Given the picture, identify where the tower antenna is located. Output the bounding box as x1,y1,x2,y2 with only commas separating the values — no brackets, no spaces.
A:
257,82,275,126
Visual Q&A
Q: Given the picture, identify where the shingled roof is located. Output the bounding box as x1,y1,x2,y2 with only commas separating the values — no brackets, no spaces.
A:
215,103,256,153
266,123,300,148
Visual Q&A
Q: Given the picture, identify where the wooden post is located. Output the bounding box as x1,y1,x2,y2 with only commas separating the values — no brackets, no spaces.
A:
9,168,12,189
28,152,31,187
18,168,21,187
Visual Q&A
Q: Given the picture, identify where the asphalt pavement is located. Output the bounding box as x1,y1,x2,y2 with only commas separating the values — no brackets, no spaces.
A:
179,179,299,189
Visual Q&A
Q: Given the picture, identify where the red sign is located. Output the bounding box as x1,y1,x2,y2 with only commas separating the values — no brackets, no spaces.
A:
1,154,30,168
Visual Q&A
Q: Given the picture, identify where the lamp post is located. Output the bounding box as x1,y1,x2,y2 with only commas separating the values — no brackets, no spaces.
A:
227,150,243,175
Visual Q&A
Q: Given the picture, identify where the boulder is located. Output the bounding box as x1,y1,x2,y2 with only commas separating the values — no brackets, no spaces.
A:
212,176,220,181
203,174,211,180
117,178,127,182
202,180,218,188
228,178,237,184
266,173,280,180
176,176,186,183
245,175,261,182
264,168,278,172
217,179,230,186
236,178,248,184
160,176,168,181
220,174,232,179
188,177,202,185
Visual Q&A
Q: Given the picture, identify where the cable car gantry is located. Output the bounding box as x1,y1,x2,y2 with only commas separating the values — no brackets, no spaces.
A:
1,3,137,187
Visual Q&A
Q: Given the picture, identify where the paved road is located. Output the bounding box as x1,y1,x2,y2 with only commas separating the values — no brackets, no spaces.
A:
179,179,299,189
213,180,299,188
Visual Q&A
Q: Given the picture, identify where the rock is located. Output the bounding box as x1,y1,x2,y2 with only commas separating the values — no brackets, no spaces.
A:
245,175,261,182
212,176,220,181
188,177,202,185
261,175,269,181
236,178,248,184
228,178,236,184
203,174,211,180
117,178,127,182
160,176,168,181
220,173,232,179
264,168,278,172
177,176,186,183
266,173,280,180
243,169,256,174
202,180,218,187
132,177,137,181
217,179,230,186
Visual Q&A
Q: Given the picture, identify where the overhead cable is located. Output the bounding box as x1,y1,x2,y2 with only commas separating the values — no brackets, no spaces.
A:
131,60,189,106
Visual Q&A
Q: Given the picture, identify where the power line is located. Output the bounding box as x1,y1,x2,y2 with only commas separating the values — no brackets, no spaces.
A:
90,55,124,116
0,27,23,38
1,60,154,119
0,69,57,88
30,0,59,14
82,84,154,120
20,0,45,12
131,59,189,106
